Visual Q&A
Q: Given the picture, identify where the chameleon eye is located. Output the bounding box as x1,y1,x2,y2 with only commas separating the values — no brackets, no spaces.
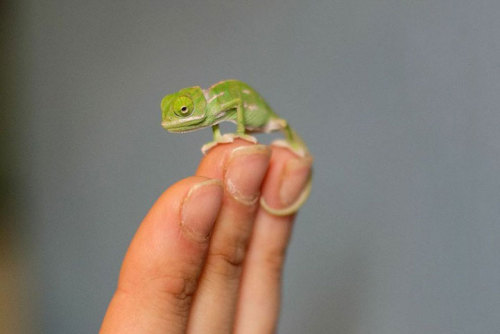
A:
173,96,194,117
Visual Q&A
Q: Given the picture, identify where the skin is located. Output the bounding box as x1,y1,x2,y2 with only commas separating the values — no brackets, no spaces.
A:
160,80,312,215
100,140,313,334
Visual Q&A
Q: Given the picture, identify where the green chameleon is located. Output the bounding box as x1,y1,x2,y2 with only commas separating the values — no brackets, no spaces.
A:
161,79,311,216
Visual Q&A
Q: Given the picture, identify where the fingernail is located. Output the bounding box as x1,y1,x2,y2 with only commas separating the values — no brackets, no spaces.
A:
225,145,271,205
280,157,313,206
181,179,223,240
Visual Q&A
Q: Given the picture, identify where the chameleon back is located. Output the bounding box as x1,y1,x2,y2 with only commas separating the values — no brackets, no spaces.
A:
207,80,278,130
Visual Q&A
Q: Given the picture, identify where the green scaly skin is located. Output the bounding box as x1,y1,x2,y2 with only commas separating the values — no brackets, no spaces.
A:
161,79,311,216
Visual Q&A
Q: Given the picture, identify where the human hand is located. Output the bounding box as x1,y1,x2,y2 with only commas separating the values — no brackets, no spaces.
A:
100,140,312,333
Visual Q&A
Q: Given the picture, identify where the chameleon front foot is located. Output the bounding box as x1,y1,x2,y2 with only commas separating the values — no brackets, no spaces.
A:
201,133,258,154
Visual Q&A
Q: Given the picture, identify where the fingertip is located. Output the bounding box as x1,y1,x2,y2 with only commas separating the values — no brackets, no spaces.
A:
260,146,313,212
196,139,256,179
224,144,271,205
279,156,313,206
181,178,224,241
121,176,224,281
148,176,220,230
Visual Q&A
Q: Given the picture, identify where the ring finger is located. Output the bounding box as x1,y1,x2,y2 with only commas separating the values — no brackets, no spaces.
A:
234,146,313,334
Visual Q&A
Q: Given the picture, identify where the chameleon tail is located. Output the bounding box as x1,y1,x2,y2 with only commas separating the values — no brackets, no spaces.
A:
261,123,312,216
271,123,309,157
260,173,312,216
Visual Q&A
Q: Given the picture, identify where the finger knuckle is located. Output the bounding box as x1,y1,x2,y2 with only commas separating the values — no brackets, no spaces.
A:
261,247,286,278
149,274,198,304
117,272,198,312
208,241,247,280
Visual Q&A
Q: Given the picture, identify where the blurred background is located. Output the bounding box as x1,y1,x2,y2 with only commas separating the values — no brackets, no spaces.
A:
2,0,500,333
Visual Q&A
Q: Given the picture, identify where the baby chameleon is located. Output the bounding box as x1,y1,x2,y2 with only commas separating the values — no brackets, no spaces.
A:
161,79,311,216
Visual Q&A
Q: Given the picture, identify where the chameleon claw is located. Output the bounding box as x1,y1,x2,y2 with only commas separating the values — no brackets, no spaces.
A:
228,133,258,144
271,139,308,158
201,141,222,154
201,134,258,154
201,137,232,154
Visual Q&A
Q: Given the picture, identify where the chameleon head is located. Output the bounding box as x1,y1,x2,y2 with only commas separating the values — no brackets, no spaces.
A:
161,86,207,132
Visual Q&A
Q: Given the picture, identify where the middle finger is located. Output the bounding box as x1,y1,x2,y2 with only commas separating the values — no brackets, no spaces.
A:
187,140,271,333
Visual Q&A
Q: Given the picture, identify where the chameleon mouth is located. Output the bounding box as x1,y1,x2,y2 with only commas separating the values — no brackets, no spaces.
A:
162,123,188,133
164,126,198,133
161,116,205,132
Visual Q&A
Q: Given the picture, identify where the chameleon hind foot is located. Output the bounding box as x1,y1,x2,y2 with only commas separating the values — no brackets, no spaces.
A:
201,133,258,154
271,139,308,158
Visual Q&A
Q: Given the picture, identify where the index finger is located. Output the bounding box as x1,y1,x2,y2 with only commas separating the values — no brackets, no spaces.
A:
100,176,223,334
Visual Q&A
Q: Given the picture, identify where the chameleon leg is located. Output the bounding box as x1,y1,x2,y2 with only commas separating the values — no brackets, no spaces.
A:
236,101,246,135
272,123,308,157
201,101,257,154
201,122,258,154
212,124,222,141
232,102,258,143
201,124,237,154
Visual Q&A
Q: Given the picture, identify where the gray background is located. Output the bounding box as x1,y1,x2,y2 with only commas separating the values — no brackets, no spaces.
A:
4,0,500,333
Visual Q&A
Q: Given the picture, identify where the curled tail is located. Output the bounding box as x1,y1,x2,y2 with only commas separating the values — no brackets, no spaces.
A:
283,124,309,157
260,172,312,216
260,121,312,216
